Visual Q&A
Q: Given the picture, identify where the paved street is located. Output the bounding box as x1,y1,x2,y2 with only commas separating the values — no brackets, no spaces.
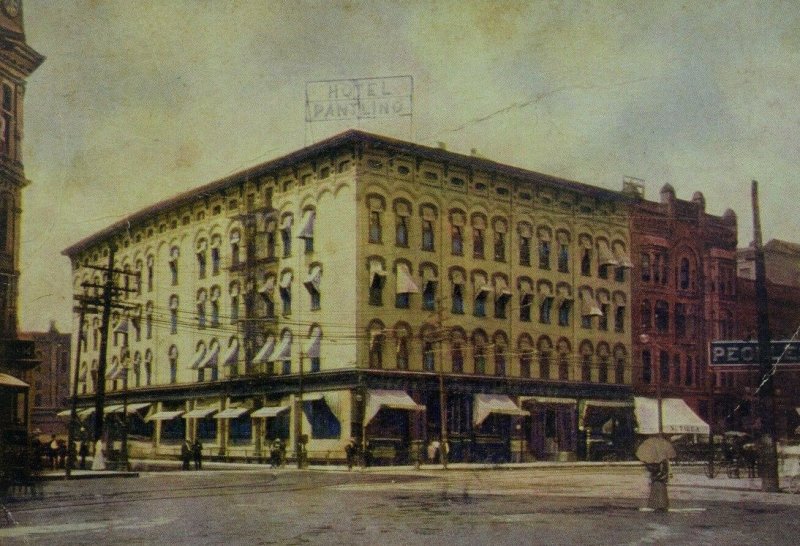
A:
2,464,800,545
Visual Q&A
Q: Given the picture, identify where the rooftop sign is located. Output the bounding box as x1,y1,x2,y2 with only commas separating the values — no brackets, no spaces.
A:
305,76,413,122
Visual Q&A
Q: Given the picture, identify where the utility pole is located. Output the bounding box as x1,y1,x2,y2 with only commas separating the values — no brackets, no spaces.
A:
752,180,779,492
430,298,449,469
72,249,139,471
296,350,305,469
93,247,116,447
66,297,95,478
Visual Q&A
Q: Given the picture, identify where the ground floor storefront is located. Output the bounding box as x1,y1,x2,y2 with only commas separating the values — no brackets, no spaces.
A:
66,370,640,465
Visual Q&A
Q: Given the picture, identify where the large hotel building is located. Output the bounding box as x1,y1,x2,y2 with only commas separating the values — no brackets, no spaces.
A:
64,130,664,464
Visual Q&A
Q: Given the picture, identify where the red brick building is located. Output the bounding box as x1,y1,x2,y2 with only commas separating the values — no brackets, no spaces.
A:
732,240,800,439
626,180,738,427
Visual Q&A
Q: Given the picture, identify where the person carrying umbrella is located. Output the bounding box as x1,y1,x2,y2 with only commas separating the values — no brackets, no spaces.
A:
636,436,676,512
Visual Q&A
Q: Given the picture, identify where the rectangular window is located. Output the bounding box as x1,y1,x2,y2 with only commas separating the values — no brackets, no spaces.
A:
473,228,484,259
494,232,505,262
396,292,410,309
558,301,570,326
396,216,409,247
539,299,552,324
282,360,291,375
281,229,291,257
598,264,609,279
369,211,382,243
211,248,220,275
423,282,436,311
423,342,435,371
519,237,531,266
581,314,592,329
422,220,434,251
451,285,464,314
520,295,532,322
474,293,486,317
304,237,314,253
369,277,384,306
197,253,206,279
614,267,625,282
451,226,463,256
558,244,569,273
310,357,321,373
280,288,291,315
539,241,550,270
614,306,625,333
309,289,321,310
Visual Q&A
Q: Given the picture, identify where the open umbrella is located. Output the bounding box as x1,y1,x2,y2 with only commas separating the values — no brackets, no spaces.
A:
636,437,677,464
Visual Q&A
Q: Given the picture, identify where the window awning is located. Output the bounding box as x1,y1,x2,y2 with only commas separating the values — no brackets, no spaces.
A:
306,328,322,359
147,410,184,422
304,265,322,293
494,277,511,301
280,214,294,230
113,318,129,334
598,240,618,267
614,243,633,268
634,397,710,435
221,341,239,367
0,373,28,388
57,408,76,418
450,269,465,285
422,267,438,287
107,364,127,380
473,394,528,426
279,271,293,290
258,276,275,295
190,346,207,370
273,333,292,361
580,291,603,317
369,260,387,286
104,404,124,414
297,210,316,239
251,405,290,418
396,263,419,294
252,336,276,365
473,272,492,295
79,407,96,418
183,406,217,419
199,344,220,369
518,279,533,297
364,389,426,425
215,407,250,419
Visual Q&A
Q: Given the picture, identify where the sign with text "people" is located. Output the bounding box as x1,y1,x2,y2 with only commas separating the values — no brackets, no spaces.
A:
305,76,413,122
710,340,800,366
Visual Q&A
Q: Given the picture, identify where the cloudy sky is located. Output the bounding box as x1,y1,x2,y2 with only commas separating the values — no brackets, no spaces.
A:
18,0,800,332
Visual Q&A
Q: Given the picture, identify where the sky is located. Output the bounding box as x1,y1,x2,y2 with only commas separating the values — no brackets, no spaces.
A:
17,0,800,332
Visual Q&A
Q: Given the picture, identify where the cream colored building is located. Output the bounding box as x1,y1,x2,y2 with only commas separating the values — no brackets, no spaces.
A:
64,130,635,464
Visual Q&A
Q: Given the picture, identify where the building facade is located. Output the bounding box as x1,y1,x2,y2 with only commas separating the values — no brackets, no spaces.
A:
627,181,738,427
0,0,43,448
64,131,637,464
18,322,71,437
733,240,800,439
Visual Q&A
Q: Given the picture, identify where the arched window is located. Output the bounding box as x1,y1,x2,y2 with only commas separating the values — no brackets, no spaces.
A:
597,343,610,383
538,337,552,380
395,324,411,370
473,330,488,374
580,341,593,382
168,246,180,285
679,257,690,289
641,300,652,330
368,321,384,369
613,346,627,384
518,335,533,378
450,328,466,373
422,326,436,372
169,295,179,334
169,345,178,384
493,332,508,377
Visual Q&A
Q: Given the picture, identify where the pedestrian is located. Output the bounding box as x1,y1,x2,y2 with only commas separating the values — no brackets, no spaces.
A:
270,439,281,468
57,439,67,469
48,434,58,470
645,460,670,512
192,438,203,470
181,440,192,470
79,441,89,470
345,438,357,470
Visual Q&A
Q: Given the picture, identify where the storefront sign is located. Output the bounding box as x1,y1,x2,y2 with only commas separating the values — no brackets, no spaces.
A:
710,340,800,366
